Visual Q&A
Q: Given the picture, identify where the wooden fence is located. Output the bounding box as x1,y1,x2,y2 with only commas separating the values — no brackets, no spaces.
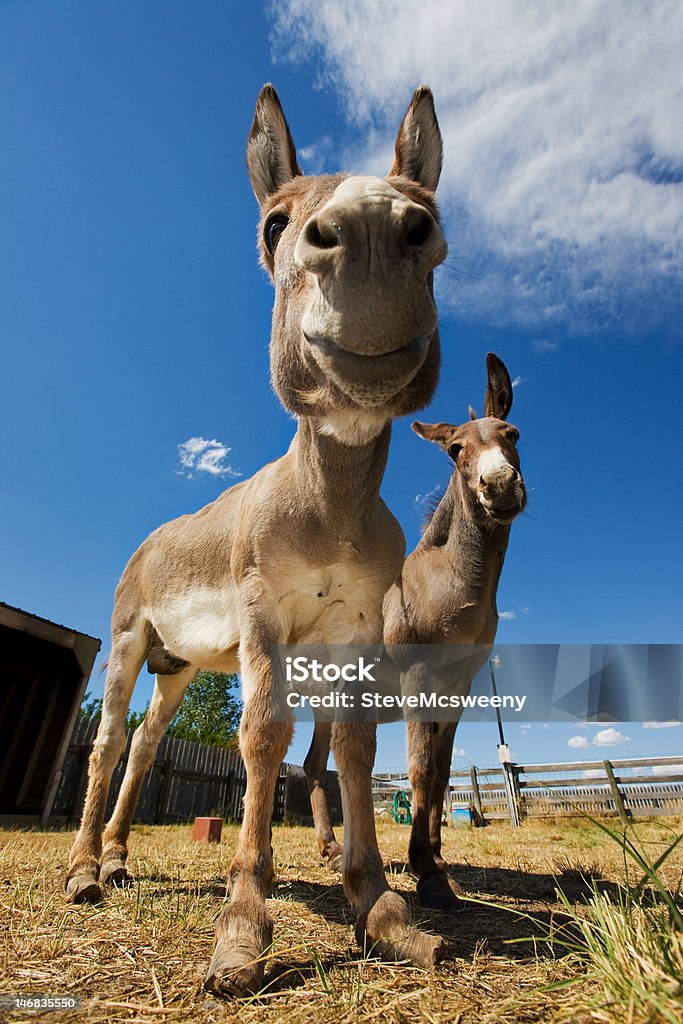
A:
50,722,682,829
51,717,289,825
448,755,683,825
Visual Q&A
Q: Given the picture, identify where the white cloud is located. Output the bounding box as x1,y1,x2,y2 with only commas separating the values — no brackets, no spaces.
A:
511,376,524,388
642,720,681,729
453,746,467,758
297,135,334,173
273,1,683,333
499,605,530,621
593,727,630,747
177,437,241,479
568,735,589,749
652,764,683,775
531,339,559,354
575,720,618,730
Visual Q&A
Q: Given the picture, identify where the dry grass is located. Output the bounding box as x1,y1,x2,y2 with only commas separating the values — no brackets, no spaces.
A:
1,817,682,1023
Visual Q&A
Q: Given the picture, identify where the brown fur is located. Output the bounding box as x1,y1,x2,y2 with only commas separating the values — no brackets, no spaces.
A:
66,84,448,994
305,354,526,912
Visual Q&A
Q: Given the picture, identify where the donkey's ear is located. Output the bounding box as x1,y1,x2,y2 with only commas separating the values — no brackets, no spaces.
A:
247,84,302,207
389,86,443,192
484,352,514,420
411,421,453,448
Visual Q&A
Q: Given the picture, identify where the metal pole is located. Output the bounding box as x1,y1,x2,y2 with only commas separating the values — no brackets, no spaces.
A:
490,657,521,827
489,660,507,748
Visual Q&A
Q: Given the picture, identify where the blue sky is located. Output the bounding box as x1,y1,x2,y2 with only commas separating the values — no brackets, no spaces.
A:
2,1,682,770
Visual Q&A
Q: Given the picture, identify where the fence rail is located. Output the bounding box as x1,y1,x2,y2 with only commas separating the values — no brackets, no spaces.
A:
448,756,683,824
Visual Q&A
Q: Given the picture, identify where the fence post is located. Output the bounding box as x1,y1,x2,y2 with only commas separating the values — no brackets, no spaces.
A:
158,760,174,824
498,746,521,827
444,787,455,829
603,759,629,825
511,764,524,821
469,766,485,826
69,746,90,822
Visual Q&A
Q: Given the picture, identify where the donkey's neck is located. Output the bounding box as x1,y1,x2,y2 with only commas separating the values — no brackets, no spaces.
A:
289,417,391,524
424,474,510,601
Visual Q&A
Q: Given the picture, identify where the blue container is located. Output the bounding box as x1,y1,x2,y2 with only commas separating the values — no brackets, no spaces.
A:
451,807,473,827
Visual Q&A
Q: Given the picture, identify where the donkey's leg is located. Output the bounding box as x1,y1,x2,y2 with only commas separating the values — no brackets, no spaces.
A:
100,666,197,885
205,638,293,996
332,720,443,966
303,720,343,871
429,722,458,871
66,620,147,903
406,720,438,882
406,720,461,911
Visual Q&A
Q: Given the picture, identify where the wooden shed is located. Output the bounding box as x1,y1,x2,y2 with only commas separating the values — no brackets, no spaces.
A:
0,602,100,825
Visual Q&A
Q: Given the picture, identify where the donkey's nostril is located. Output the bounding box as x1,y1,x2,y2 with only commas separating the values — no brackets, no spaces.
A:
303,217,339,251
405,211,433,247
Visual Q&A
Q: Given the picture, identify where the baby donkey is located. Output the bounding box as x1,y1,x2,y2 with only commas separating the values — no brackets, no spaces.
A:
383,352,527,910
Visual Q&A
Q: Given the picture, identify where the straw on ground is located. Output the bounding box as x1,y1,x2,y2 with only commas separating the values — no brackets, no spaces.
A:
1,818,682,1023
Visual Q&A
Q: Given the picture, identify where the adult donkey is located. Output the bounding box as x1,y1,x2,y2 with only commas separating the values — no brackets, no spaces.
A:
305,355,526,913
65,85,448,994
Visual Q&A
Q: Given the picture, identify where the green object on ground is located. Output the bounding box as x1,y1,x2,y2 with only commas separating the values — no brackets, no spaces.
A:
392,789,412,825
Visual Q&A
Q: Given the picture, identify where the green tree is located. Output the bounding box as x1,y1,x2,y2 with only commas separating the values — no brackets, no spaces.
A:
79,691,148,732
79,671,241,747
79,692,103,720
166,671,241,748
126,708,147,731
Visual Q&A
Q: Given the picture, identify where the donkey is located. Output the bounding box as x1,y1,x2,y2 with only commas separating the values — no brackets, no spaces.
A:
304,354,526,913
65,84,448,994
383,352,526,910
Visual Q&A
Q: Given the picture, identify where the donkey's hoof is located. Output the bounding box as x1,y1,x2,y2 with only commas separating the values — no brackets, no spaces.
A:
204,945,265,997
323,844,343,873
100,861,132,887
65,875,102,904
326,851,343,873
357,890,444,968
378,926,444,968
417,872,464,912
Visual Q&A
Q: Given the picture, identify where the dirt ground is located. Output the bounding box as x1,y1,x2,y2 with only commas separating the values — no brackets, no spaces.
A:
1,817,682,1023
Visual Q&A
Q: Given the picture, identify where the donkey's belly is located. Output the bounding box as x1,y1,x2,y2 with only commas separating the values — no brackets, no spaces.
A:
147,585,241,670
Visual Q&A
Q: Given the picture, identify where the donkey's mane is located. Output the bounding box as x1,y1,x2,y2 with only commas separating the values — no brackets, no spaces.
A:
421,483,447,533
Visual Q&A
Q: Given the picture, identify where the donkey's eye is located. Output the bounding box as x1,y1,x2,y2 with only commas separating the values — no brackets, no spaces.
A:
264,213,289,255
448,442,462,460
505,428,519,444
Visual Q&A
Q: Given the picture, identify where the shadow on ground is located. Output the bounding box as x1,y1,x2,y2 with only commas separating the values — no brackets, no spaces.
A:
271,874,577,961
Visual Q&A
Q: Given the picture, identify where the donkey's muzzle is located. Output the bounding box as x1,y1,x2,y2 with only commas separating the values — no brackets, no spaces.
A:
294,176,444,407
306,333,431,407
296,196,446,274
479,478,526,525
